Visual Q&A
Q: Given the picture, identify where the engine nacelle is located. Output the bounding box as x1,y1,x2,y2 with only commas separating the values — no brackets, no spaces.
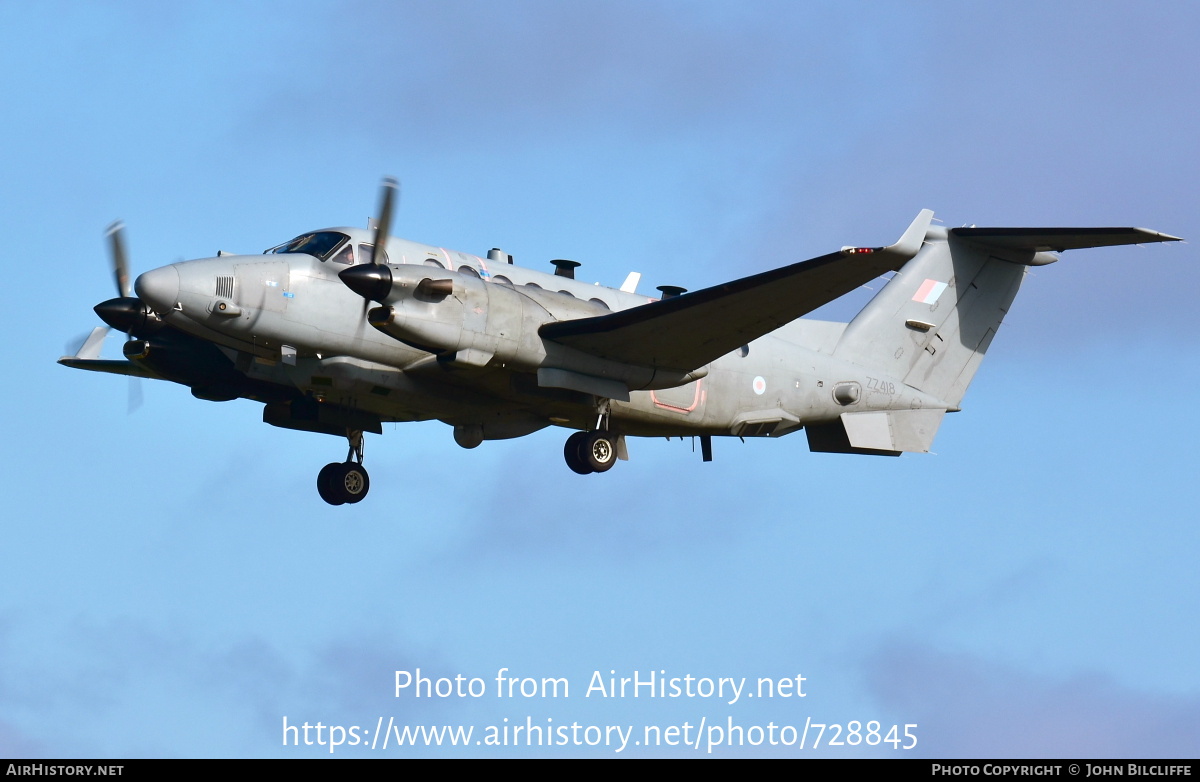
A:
344,263,709,392
366,266,550,368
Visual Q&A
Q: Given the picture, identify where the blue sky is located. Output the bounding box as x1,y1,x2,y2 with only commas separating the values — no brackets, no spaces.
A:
1,0,1196,757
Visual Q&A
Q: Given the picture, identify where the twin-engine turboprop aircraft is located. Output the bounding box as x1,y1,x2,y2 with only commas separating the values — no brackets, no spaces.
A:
61,180,1180,504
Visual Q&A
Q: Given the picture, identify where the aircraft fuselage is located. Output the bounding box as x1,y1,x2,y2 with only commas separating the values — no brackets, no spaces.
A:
66,192,1176,504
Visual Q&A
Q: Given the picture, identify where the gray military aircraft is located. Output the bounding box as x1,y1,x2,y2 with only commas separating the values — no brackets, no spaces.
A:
61,180,1180,504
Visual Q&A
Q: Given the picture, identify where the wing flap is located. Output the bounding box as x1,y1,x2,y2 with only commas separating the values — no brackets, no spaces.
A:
540,210,935,372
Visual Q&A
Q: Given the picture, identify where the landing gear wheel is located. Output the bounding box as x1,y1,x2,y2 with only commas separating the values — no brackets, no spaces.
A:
564,431,593,474
317,461,371,505
581,430,617,473
339,461,370,503
317,462,346,506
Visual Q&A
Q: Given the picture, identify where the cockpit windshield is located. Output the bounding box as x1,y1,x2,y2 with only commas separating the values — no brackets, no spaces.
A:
265,231,348,261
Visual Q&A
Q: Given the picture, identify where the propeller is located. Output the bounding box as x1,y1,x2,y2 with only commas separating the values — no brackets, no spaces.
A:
93,221,151,411
370,177,397,267
108,220,131,298
351,178,399,340
127,374,143,413
93,222,166,338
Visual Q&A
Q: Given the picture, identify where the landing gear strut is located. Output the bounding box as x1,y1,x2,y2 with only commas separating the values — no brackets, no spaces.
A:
563,402,619,475
317,429,370,505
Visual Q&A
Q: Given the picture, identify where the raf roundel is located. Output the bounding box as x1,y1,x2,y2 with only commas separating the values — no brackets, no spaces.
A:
752,376,767,395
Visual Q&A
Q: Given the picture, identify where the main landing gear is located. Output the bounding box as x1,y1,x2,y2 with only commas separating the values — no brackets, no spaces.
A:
564,429,618,474
317,429,370,506
563,402,619,475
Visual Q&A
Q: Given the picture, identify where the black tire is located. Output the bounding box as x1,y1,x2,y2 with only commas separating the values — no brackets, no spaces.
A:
317,462,346,506
564,431,593,474
581,430,617,473
339,462,370,504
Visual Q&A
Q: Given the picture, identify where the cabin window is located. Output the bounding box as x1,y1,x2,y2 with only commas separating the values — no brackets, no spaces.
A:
458,266,480,278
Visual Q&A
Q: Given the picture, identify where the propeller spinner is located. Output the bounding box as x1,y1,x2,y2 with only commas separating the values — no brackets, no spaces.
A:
341,177,406,302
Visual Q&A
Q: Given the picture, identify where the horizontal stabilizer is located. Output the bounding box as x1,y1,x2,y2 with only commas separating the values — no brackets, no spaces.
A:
541,210,935,372
806,409,946,455
842,409,945,452
952,226,1181,253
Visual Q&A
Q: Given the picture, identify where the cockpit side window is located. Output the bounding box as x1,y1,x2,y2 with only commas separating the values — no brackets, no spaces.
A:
265,231,349,261
331,244,354,264
359,243,388,265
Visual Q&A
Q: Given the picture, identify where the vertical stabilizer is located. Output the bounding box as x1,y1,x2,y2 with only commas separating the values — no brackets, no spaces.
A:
833,233,1027,409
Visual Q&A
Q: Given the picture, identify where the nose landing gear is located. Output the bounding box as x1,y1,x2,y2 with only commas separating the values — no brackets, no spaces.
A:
317,429,370,505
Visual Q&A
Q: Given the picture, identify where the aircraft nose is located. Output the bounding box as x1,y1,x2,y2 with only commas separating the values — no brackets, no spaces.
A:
134,265,180,313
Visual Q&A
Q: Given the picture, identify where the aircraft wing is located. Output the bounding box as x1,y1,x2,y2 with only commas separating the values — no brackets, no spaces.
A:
57,357,161,378
540,210,934,372
57,326,162,379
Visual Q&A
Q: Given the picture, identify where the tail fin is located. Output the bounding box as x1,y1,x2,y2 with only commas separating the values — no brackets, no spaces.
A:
833,221,1180,410
834,229,1023,409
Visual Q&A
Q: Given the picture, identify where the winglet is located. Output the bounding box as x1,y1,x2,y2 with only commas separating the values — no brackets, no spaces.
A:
888,209,935,259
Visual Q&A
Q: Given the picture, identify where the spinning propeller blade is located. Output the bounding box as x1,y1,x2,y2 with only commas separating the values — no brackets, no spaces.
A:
353,178,399,338
107,221,131,299
102,221,146,408
371,177,398,266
